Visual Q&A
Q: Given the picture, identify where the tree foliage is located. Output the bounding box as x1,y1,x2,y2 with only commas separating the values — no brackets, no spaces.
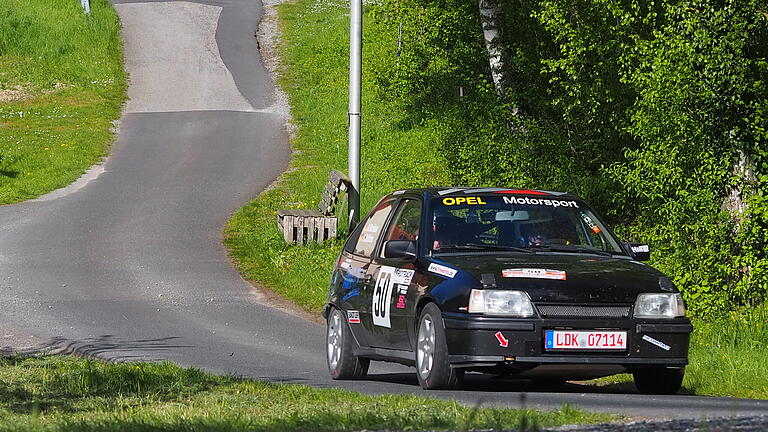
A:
369,0,768,316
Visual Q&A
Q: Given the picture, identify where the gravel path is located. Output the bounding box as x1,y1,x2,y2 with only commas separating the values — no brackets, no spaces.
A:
548,415,768,431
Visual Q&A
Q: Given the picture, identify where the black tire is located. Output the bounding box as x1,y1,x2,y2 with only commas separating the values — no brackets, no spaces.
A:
633,366,685,395
415,303,464,389
326,308,369,379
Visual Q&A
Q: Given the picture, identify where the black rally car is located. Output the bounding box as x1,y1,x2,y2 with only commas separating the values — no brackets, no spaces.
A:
324,188,692,393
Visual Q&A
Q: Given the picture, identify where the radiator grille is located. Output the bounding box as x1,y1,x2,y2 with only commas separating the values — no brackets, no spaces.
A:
537,305,631,318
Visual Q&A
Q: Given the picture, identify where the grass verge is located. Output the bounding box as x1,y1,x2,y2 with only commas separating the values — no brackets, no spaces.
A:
685,306,768,398
0,0,126,204
0,356,614,431
224,0,452,314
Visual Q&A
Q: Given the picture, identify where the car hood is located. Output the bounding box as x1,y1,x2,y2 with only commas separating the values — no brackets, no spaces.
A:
434,253,667,304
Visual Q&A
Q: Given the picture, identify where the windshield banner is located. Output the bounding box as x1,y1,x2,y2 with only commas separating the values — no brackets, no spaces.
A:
503,196,579,208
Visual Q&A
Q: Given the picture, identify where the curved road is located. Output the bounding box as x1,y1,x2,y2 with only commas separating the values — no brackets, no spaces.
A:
0,0,766,421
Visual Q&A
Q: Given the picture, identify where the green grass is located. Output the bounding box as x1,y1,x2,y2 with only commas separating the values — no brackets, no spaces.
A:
225,0,452,314
685,306,768,398
0,0,126,204
0,356,614,431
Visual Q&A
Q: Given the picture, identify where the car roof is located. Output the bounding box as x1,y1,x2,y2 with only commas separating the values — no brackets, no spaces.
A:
386,187,583,201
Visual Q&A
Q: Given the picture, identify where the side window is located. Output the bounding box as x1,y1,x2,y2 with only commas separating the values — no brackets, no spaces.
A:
383,199,422,245
342,219,367,254
577,211,608,249
349,201,395,257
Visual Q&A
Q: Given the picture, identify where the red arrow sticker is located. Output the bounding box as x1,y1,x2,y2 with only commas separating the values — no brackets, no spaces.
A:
495,331,509,347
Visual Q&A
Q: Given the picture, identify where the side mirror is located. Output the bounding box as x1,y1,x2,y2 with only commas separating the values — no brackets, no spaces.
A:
624,242,651,261
383,240,417,262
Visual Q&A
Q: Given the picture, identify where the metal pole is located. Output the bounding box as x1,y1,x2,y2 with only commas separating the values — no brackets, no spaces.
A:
80,0,90,14
347,0,362,231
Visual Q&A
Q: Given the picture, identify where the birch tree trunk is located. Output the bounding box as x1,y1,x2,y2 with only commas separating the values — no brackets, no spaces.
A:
478,0,522,126
725,149,757,222
722,149,758,283
479,0,506,93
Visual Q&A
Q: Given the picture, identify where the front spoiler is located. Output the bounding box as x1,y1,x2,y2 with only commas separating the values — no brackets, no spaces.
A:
449,354,688,368
442,312,692,370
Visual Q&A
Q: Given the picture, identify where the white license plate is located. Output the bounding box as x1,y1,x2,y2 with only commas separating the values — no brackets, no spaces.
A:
545,330,627,350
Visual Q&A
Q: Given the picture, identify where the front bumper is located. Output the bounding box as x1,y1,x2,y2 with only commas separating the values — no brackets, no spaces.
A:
442,312,691,372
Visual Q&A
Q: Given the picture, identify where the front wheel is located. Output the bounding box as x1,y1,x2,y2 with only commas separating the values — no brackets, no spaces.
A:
415,303,463,389
633,366,684,395
327,308,369,379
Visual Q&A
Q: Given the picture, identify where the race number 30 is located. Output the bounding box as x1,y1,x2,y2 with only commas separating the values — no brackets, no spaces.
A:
372,266,415,328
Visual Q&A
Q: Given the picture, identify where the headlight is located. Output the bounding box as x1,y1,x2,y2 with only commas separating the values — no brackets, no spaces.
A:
634,293,685,318
468,289,535,317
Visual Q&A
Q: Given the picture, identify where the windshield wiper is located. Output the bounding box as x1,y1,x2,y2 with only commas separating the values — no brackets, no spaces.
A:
437,243,534,253
528,244,614,257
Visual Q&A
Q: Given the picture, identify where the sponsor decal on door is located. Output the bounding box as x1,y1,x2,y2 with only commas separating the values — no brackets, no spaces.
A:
372,266,414,328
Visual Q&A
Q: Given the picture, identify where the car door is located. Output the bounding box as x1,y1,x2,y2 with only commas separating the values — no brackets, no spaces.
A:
347,200,396,348
373,198,423,351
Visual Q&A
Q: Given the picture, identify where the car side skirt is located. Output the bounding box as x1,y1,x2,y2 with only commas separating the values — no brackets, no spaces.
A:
356,347,415,367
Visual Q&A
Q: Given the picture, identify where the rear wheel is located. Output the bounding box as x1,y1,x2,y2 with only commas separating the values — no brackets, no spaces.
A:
415,303,463,389
327,308,369,379
633,366,684,395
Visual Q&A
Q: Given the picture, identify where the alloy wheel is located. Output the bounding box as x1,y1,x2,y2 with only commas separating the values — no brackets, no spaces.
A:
327,310,343,370
417,315,436,379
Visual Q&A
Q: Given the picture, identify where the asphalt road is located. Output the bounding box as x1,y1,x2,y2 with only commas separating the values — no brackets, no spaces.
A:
0,0,766,422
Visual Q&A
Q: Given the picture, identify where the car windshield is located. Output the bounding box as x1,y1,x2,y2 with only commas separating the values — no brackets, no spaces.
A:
429,194,624,255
